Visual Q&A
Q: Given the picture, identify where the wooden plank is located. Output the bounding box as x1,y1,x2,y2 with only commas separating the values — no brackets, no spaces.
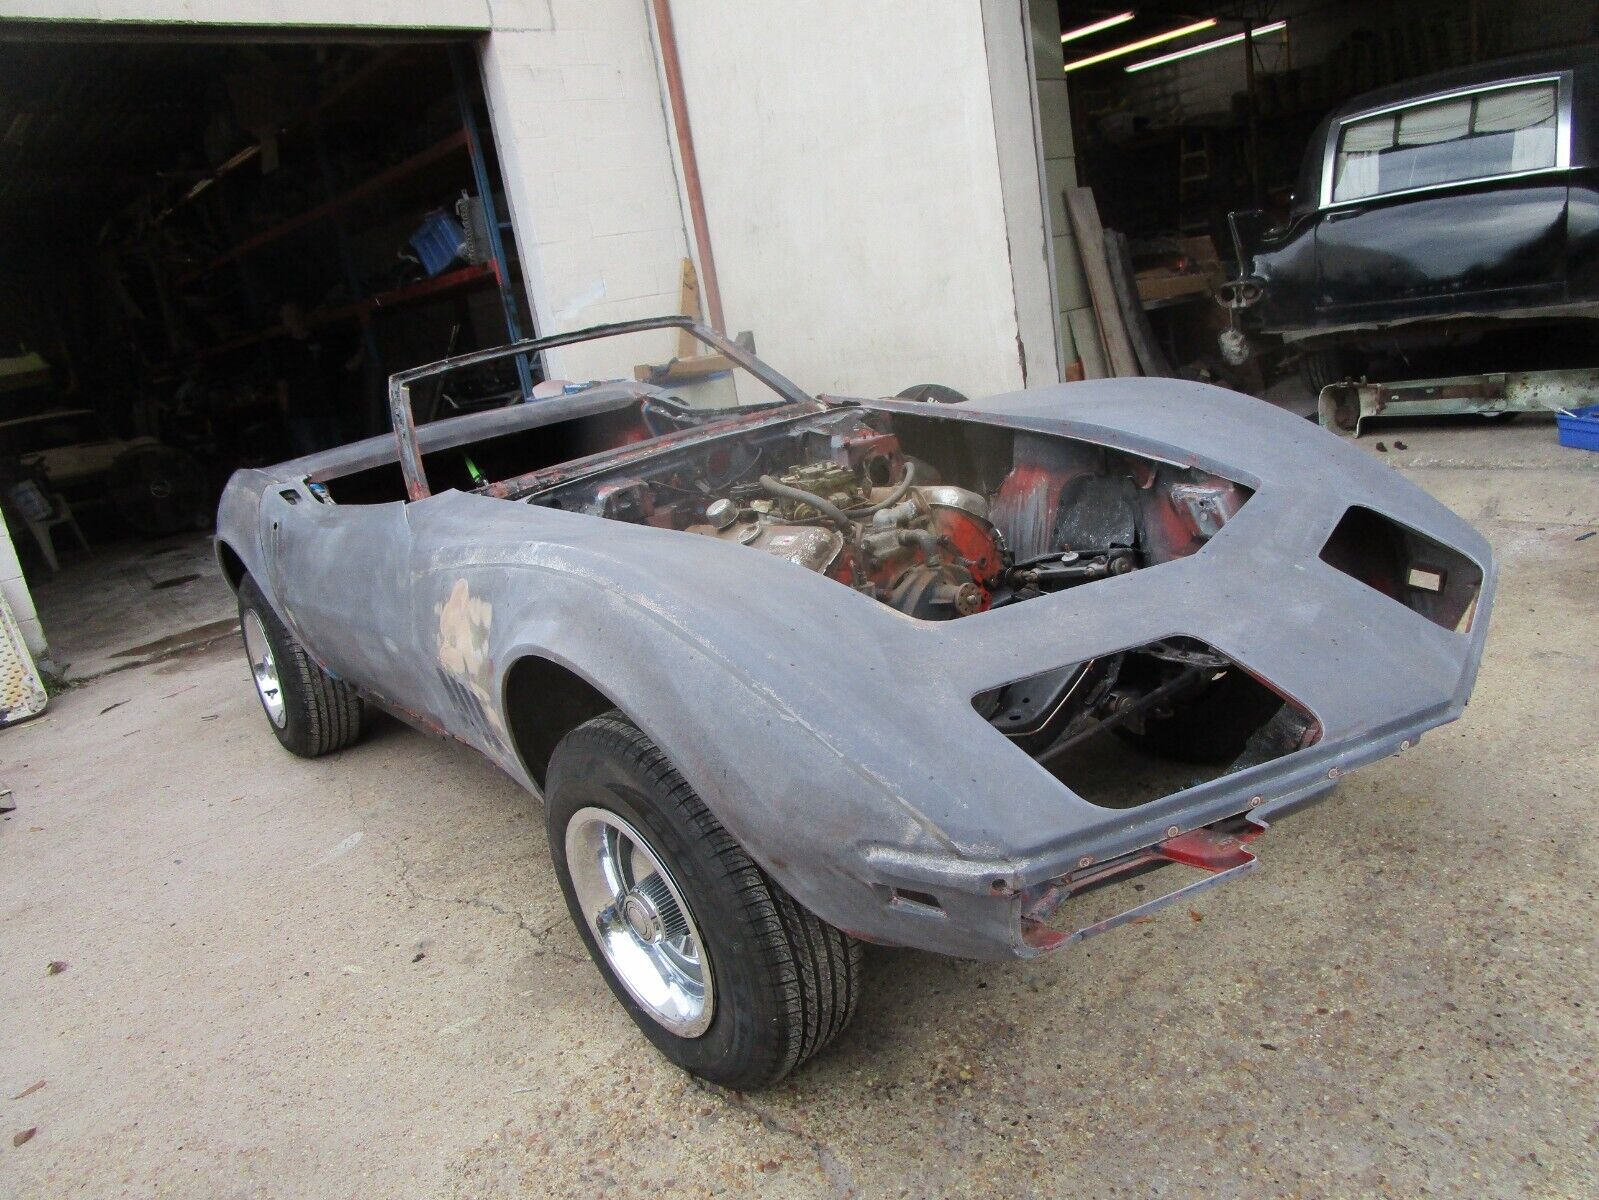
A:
1178,235,1221,265
1064,186,1139,378
633,353,734,383
1104,228,1174,378
675,258,701,359
1135,271,1214,303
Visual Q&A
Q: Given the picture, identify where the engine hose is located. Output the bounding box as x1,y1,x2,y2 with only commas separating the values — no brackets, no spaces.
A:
758,474,857,533
845,461,917,517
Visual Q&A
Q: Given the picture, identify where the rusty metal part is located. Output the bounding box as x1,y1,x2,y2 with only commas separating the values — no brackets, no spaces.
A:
1318,367,1599,438
1019,823,1263,953
1169,480,1244,539
650,0,724,334
923,493,1005,583
758,473,855,533
777,461,860,510
885,565,985,620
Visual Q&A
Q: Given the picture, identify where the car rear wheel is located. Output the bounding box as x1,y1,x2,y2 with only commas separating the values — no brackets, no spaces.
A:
896,383,970,404
546,712,861,1090
1299,348,1356,397
237,575,365,758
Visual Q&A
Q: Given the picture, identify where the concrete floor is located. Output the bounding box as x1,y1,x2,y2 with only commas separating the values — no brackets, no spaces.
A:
28,532,236,682
2,417,1596,1198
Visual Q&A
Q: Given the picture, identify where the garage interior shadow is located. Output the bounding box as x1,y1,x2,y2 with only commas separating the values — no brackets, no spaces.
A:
0,34,528,679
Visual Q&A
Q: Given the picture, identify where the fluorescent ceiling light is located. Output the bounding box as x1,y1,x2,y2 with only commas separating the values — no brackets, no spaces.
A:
1125,20,1288,72
1065,18,1218,71
1061,12,1135,43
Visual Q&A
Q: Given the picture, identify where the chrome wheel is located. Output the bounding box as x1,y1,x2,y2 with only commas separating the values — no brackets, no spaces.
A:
565,806,714,1037
242,609,286,729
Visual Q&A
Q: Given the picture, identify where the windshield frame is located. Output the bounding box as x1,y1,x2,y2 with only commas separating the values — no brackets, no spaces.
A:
386,316,818,500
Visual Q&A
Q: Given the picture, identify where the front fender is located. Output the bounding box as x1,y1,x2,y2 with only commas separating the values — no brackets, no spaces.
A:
403,496,1021,956
214,470,271,593
461,564,977,952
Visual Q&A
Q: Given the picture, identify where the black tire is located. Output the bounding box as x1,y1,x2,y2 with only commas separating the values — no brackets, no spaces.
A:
896,383,970,405
546,712,861,1090
237,575,365,758
1299,348,1355,397
1120,668,1285,765
108,446,210,536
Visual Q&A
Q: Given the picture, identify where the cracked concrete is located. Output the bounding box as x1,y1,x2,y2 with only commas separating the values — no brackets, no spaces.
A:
1,419,1595,1197
390,841,588,967
693,1080,858,1198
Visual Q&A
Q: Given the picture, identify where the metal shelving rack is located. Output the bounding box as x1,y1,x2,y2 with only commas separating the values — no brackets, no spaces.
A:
152,43,531,411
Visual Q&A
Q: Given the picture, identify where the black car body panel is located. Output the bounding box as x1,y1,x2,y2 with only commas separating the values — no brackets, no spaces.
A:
1229,47,1599,345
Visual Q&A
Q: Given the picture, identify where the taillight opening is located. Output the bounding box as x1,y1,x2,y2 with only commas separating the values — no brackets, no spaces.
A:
1319,506,1482,632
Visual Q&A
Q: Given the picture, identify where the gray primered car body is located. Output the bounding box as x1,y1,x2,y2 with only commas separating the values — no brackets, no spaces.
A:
216,319,1495,961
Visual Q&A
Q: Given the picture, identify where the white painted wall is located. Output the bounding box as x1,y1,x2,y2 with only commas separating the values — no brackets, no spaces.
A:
661,0,1037,400
478,1,690,383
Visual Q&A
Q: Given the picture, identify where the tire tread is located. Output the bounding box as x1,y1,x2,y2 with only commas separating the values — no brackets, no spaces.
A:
559,712,860,1085
238,576,364,758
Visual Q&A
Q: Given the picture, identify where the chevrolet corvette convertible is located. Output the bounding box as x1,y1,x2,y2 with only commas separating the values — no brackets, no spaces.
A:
216,317,1495,1088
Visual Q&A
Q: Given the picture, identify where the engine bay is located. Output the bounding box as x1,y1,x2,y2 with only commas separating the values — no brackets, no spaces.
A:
522,405,1251,623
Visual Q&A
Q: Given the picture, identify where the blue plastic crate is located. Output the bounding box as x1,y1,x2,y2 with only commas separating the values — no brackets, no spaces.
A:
1556,403,1599,452
409,210,467,277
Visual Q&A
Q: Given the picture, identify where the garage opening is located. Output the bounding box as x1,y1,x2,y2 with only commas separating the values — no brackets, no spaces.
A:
1032,2,1599,406
0,34,535,680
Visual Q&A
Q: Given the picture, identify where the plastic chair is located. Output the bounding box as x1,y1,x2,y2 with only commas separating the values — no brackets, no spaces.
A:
6,480,89,572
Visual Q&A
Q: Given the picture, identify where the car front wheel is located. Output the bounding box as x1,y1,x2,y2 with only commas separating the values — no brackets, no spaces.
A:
237,575,365,758
546,712,861,1090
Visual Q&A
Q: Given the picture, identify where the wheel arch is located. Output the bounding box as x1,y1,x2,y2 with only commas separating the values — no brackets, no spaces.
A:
216,539,248,593
501,653,621,790
490,631,905,954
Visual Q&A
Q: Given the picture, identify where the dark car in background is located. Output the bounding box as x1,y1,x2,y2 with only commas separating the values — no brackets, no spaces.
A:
1225,48,1598,392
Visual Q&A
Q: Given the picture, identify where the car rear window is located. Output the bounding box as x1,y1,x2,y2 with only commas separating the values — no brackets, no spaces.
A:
1331,81,1559,203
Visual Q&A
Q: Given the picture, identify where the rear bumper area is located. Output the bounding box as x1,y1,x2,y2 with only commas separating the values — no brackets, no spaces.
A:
857,717,1433,961
1016,822,1265,954
861,778,1346,962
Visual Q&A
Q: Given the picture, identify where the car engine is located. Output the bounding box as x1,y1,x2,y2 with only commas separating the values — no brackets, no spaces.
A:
529,407,1249,624
686,459,1006,620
